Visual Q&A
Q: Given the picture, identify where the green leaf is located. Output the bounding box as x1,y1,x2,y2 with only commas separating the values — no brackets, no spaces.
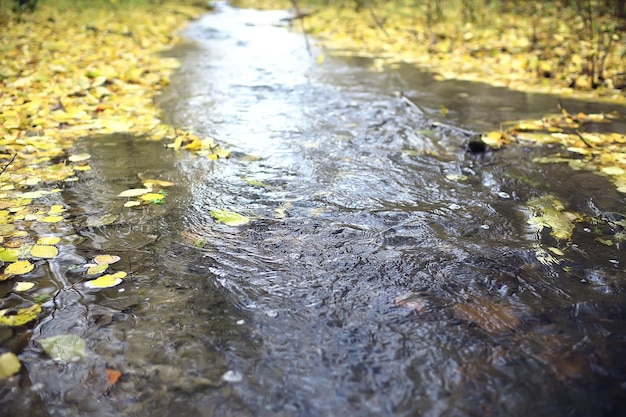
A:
0,248,19,263
210,209,250,226
38,334,87,362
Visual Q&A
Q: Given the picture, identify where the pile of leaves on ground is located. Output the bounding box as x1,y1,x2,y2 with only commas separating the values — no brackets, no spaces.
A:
0,0,226,378
235,0,626,104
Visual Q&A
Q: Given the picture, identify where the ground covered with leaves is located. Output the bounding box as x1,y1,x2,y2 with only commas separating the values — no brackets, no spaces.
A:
237,0,626,104
0,0,225,377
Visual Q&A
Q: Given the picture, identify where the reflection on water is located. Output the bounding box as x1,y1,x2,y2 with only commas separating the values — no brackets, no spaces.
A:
4,2,626,417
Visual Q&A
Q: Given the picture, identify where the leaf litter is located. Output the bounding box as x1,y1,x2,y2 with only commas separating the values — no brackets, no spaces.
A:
0,0,211,376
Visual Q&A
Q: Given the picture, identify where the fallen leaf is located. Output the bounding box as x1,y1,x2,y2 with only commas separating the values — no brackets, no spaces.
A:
86,263,109,275
94,254,121,265
84,271,127,289
38,334,87,362
210,209,250,226
0,304,42,326
14,281,36,292
68,153,91,162
30,245,58,259
105,368,122,386
117,188,151,198
0,352,21,379
4,260,35,276
37,236,61,245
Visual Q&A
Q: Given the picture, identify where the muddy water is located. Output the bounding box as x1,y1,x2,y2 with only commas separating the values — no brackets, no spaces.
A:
4,3,626,417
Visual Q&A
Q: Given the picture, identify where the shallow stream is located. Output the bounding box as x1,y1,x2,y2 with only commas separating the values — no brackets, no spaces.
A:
3,3,626,416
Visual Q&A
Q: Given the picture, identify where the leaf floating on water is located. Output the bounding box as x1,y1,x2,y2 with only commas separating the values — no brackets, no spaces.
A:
68,153,91,162
4,260,35,276
140,192,165,203
0,352,21,379
41,215,64,223
143,179,174,188
14,281,35,292
0,249,19,263
527,195,578,240
86,263,109,275
37,236,61,245
0,304,41,326
123,201,141,208
30,244,58,259
94,254,121,265
210,209,250,226
84,271,127,289
38,334,87,362
117,188,151,198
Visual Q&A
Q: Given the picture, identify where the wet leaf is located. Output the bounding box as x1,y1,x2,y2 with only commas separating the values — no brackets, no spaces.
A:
105,368,122,386
4,260,35,276
527,195,577,240
143,179,174,188
84,271,127,289
37,236,61,245
210,209,250,226
0,352,21,379
68,153,91,162
140,192,165,203
30,245,58,259
0,304,41,326
86,263,109,275
38,334,87,362
94,254,121,265
117,188,151,198
0,248,19,263
14,281,35,292
454,300,520,334
41,215,63,223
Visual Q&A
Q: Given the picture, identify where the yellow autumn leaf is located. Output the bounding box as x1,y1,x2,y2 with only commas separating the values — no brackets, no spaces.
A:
0,352,21,379
84,271,127,289
4,260,35,276
41,215,64,223
143,179,175,188
210,209,250,226
68,153,91,162
0,304,41,326
37,236,61,245
94,254,121,265
140,193,165,203
117,188,151,198
87,263,109,275
601,166,625,176
48,205,66,215
30,245,58,259
14,281,36,292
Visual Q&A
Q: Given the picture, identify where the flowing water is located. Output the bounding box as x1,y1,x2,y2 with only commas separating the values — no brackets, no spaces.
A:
3,3,626,416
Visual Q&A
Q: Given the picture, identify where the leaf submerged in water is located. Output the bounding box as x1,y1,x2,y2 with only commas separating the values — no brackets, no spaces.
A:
38,334,87,362
210,209,250,226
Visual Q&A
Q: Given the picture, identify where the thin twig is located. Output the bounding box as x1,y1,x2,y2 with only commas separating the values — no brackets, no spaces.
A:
290,0,311,56
365,0,388,37
0,153,17,176
574,130,594,148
